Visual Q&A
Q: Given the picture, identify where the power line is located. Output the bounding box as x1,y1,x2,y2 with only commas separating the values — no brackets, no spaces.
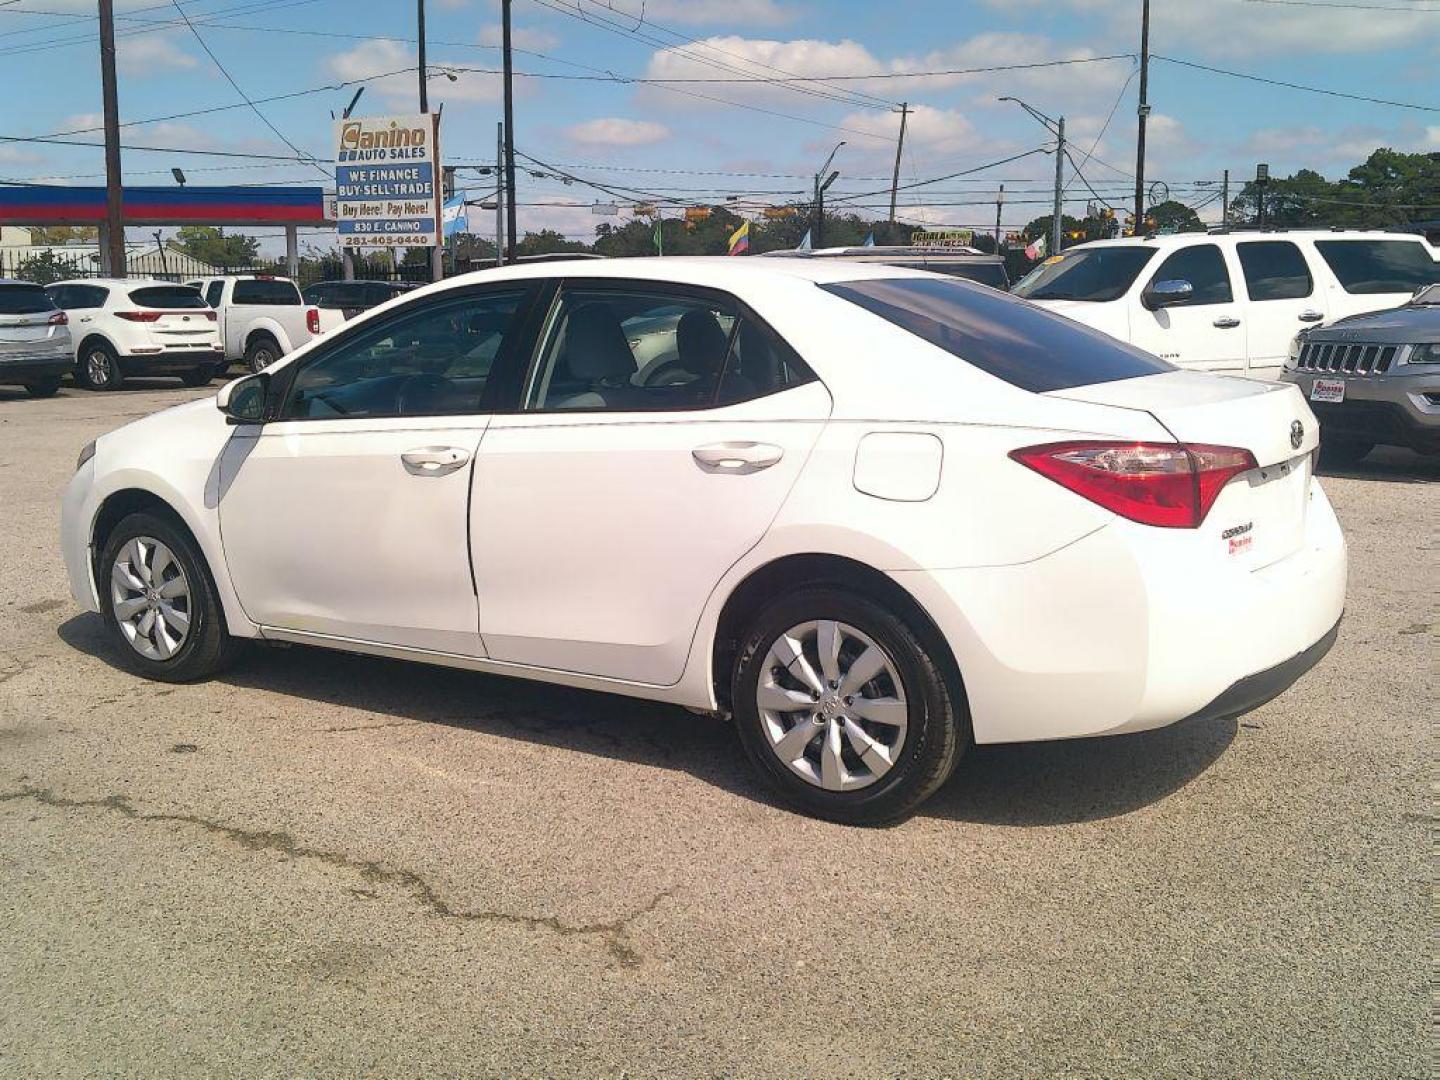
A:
1154,54,1439,111
1241,0,1439,11
828,147,1053,205
0,0,318,55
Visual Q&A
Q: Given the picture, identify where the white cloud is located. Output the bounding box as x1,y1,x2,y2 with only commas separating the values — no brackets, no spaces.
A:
565,117,671,145
324,40,502,107
836,104,982,156
479,24,560,51
1428,126,1440,149
0,146,43,165
117,33,197,75
592,0,796,26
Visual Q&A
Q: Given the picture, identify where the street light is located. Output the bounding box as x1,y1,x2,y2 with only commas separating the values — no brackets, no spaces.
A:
999,96,1065,256
171,167,186,187
813,141,844,249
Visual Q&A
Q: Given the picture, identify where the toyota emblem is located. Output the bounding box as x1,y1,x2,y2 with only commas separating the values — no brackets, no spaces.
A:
1290,419,1304,450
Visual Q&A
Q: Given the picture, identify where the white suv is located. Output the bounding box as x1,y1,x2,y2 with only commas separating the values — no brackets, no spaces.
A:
1014,230,1440,379
47,279,224,391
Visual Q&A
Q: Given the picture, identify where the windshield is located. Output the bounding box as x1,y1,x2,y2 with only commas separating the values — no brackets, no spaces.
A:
823,276,1172,393
1012,246,1157,302
0,284,55,315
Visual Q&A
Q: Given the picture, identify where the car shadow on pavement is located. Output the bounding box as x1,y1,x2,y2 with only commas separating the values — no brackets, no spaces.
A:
58,613,1236,828
1316,446,1438,484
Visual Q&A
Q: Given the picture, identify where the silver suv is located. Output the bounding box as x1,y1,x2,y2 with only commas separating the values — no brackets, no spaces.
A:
0,279,73,398
1282,284,1440,464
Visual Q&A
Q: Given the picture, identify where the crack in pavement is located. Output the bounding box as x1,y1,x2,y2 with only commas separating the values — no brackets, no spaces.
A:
320,720,425,734
0,784,675,967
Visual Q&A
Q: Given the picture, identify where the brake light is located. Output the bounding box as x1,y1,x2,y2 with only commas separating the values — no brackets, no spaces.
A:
1009,441,1257,529
48,310,68,325
306,307,320,335
202,310,217,321
115,310,162,322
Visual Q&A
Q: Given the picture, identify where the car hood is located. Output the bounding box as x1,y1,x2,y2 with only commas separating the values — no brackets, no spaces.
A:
1306,303,1440,344
1027,297,1131,340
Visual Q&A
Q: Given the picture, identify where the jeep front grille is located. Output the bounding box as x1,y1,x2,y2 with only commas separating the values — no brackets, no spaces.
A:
1295,341,1396,374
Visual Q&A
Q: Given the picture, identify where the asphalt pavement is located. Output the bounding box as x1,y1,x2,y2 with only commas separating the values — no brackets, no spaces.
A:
0,379,1433,1078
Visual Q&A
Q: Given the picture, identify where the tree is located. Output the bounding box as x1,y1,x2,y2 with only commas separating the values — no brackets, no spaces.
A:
516,229,588,257
1021,215,1084,246
28,225,97,244
1147,200,1204,233
15,249,83,284
1229,151,1440,229
172,225,260,267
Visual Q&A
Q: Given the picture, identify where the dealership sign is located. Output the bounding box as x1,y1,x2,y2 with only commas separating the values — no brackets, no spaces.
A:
333,114,442,247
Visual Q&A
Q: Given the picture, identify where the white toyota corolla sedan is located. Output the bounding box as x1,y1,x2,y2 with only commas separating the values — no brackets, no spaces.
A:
61,257,1346,825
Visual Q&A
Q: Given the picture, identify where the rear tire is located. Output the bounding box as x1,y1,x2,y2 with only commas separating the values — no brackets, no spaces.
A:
243,336,279,374
77,341,123,391
731,587,964,826
98,511,242,683
23,376,62,398
180,366,215,387
1318,436,1374,468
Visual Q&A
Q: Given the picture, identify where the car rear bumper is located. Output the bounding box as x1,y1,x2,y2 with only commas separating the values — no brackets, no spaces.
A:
891,481,1347,744
0,352,72,382
1179,616,1339,726
121,348,224,372
1282,368,1440,453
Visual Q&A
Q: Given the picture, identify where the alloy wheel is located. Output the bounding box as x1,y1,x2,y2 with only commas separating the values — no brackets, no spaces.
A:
756,620,908,792
110,536,192,661
87,349,113,387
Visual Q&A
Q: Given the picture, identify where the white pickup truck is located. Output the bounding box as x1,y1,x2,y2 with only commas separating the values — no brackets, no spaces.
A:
186,274,320,373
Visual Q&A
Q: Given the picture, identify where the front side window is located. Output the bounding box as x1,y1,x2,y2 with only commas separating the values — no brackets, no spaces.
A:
823,276,1172,393
1012,246,1157,302
1314,240,1440,294
232,279,302,306
1149,244,1232,305
1237,241,1313,301
281,290,526,419
128,285,208,309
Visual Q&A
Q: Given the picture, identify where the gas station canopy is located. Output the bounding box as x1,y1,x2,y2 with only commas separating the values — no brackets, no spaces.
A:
0,185,328,226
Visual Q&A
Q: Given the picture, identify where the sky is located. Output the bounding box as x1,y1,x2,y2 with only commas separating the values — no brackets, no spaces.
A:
1,0,1438,254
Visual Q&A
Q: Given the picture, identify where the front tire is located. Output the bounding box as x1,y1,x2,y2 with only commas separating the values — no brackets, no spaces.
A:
77,341,123,391
243,336,279,374
1318,435,1374,468
23,375,62,398
732,587,964,826
98,511,241,683
180,366,216,387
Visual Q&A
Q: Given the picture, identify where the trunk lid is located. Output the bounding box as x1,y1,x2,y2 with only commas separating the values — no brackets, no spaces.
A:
1050,370,1319,570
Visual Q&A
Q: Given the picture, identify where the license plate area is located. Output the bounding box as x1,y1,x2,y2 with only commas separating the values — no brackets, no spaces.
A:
1310,378,1345,403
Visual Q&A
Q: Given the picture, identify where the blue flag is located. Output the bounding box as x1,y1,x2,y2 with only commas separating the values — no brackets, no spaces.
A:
797,229,812,251
862,231,875,247
442,194,468,238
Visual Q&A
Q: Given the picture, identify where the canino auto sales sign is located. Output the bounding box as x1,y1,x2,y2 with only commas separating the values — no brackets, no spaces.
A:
333,114,442,247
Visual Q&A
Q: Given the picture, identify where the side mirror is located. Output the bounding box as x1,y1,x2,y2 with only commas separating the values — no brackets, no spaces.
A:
216,372,270,424
1142,278,1194,310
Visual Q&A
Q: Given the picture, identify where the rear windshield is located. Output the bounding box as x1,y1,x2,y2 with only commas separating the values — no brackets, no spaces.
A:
1012,246,1157,302
0,284,56,315
304,282,377,308
1313,240,1440,295
823,276,1173,393
129,285,207,309
232,279,302,305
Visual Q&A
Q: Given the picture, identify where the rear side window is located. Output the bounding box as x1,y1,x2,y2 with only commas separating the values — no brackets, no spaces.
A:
823,276,1173,393
0,284,55,314
1237,241,1313,301
129,285,207,309
1314,240,1440,294
1012,246,1156,302
204,281,224,308
1149,244,1232,305
232,279,302,305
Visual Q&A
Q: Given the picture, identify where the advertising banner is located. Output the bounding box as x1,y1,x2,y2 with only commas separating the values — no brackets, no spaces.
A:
333,114,442,247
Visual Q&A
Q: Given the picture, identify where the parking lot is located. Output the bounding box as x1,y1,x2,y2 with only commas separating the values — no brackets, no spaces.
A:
0,380,1432,1078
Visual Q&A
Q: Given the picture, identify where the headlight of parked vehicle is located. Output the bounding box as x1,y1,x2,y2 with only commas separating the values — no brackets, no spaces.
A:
76,440,96,472
1408,342,1440,364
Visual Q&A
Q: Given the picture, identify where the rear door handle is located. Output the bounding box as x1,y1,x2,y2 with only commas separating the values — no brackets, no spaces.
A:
401,446,470,477
1297,310,1324,323
692,441,783,474
1212,316,1241,329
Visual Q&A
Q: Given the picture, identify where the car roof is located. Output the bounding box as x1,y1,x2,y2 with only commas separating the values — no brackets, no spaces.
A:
1067,230,1438,252
0,278,48,287
49,277,171,287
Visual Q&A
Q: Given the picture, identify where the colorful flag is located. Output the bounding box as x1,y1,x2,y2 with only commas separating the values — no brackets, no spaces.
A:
862,231,875,247
653,218,663,256
796,228,812,251
727,220,750,256
441,193,468,238
1024,233,1047,261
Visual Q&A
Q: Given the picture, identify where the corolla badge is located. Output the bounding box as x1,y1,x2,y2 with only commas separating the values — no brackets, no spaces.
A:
1290,419,1304,450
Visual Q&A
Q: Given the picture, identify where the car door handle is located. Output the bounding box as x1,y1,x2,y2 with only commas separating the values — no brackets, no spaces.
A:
692,441,783,474
1212,316,1241,329
401,446,470,477
1297,310,1324,323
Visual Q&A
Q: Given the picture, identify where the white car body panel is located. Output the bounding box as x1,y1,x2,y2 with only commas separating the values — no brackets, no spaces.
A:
61,257,1348,747
50,277,222,366
188,276,314,361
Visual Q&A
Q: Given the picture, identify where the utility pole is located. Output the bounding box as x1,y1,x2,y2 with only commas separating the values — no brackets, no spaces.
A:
417,0,428,112
994,183,1004,249
1221,168,1229,226
887,102,909,224
1133,0,1151,234
495,121,505,267
98,0,126,278
501,0,518,263
417,0,445,282
1052,115,1065,257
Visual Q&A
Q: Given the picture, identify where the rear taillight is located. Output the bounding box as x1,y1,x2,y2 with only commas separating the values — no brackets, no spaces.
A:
306,307,320,335
48,310,67,325
115,310,162,322
202,310,217,321
1009,441,1257,529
